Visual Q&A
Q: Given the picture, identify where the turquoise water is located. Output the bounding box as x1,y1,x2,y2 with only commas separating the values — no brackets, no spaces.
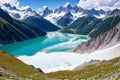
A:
0,32,89,56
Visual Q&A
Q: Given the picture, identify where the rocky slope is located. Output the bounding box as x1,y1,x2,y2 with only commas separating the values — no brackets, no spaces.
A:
74,15,120,54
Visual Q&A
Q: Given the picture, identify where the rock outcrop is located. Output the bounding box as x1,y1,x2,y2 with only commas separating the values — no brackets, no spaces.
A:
74,15,120,54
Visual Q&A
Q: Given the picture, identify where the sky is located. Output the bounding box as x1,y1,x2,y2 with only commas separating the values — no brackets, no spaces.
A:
0,0,120,11
17,0,79,11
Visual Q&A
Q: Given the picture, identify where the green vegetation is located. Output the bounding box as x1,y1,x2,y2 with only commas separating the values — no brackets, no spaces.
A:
57,17,73,28
23,16,60,32
67,16,96,29
0,8,46,45
61,16,97,34
0,50,44,80
77,19,102,35
90,15,120,38
61,15,120,38
0,50,120,80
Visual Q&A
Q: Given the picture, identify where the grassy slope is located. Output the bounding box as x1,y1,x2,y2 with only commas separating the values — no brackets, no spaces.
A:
0,50,44,80
0,50,120,80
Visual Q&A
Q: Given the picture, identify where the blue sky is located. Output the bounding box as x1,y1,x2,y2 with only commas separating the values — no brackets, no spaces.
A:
0,0,120,11
18,0,79,11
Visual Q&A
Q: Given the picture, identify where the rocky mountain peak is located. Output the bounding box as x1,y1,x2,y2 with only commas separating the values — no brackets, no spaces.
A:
64,2,72,10
64,11,73,18
42,7,53,17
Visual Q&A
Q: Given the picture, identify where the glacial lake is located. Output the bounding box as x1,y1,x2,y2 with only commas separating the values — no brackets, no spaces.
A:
0,32,89,56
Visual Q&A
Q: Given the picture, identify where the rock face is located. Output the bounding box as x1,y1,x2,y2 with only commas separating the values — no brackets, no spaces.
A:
74,15,120,54
73,60,100,71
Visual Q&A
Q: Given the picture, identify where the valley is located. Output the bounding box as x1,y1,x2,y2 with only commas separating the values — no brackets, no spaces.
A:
0,0,120,80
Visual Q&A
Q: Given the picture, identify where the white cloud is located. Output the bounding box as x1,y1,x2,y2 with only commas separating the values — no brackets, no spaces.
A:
0,0,19,7
0,0,31,11
77,0,120,11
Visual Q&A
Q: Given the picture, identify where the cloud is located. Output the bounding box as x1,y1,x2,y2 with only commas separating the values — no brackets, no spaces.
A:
0,0,31,11
77,0,120,11
0,0,19,7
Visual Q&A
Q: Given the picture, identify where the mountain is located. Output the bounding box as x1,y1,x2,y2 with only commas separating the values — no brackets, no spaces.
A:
23,16,60,32
40,7,53,17
56,11,73,27
61,15,97,33
1,4,60,32
109,9,120,15
73,5,83,13
67,15,96,29
41,3,108,27
0,8,46,45
0,3,38,20
77,19,102,35
74,14,120,54
64,2,73,11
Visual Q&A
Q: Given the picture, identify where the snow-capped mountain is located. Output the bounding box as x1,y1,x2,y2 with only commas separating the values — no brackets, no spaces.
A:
0,3,39,20
40,7,53,17
0,3,60,33
40,2,109,27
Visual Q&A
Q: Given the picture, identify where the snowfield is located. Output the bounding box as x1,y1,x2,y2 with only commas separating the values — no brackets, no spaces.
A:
18,43,120,73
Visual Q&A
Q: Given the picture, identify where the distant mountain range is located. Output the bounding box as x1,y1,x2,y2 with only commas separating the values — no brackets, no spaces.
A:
40,3,111,27
0,3,38,20
0,3,118,29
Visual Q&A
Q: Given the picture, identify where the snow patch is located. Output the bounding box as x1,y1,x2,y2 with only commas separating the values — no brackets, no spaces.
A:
64,2,70,7
94,14,106,18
